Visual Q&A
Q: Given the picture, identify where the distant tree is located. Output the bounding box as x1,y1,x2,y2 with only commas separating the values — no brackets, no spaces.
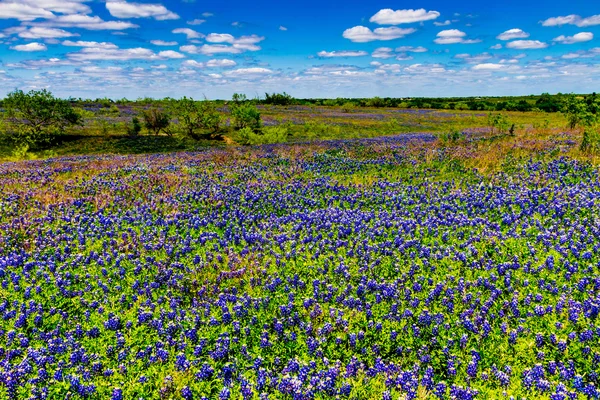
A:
2,89,81,149
126,117,142,137
536,93,562,113
230,93,261,130
264,92,294,106
142,108,171,135
171,97,222,140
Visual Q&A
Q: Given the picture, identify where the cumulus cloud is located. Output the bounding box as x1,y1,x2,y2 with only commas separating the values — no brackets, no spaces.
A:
11,42,47,51
434,29,480,44
369,8,440,25
62,40,118,49
67,46,184,61
279,26,288,31
497,29,529,40
541,14,600,27
187,19,205,25
182,59,237,68
490,44,503,50
157,50,185,59
396,46,428,53
506,40,548,49
34,14,138,30
223,67,273,77
553,32,593,44
16,27,78,39
0,3,55,21
343,26,416,43
472,63,504,70
372,47,395,59
151,40,178,46
317,50,369,58
434,20,452,26
180,34,264,54
172,28,203,39
106,1,179,20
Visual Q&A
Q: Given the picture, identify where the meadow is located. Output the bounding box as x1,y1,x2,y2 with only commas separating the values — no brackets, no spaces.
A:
2,94,600,399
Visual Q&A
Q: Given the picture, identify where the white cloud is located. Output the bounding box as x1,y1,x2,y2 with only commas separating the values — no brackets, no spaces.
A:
67,46,182,61
553,32,593,44
279,26,288,31
62,40,118,49
106,1,179,20
541,14,600,27
372,47,394,59
180,34,264,55
506,40,548,49
223,67,273,77
187,19,205,25
158,50,185,59
172,28,203,39
0,3,54,21
318,50,368,58
202,12,213,17
369,8,440,25
16,27,78,39
396,46,428,53
35,14,138,30
343,26,416,43
472,63,504,70
497,28,529,40
151,40,178,46
182,59,237,68
11,42,47,51
490,44,503,50
434,20,452,26
434,29,480,44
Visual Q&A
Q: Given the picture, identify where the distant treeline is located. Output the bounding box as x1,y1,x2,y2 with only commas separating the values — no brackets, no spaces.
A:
1,92,594,114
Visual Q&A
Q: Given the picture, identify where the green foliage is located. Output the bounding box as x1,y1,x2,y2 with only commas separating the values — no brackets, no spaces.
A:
341,102,355,113
2,89,81,149
263,92,294,106
142,108,171,136
367,96,386,108
171,97,223,140
440,128,465,144
488,113,512,135
238,125,289,145
580,128,600,153
126,117,142,137
230,93,261,130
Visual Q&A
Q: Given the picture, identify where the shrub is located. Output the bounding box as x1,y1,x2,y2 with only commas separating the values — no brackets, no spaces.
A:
171,97,222,140
127,117,142,137
488,113,511,135
2,89,81,149
238,125,289,145
142,108,171,136
581,128,600,154
264,92,294,106
230,94,261,130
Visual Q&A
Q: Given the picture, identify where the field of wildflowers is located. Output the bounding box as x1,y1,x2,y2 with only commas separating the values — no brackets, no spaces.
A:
1,128,599,399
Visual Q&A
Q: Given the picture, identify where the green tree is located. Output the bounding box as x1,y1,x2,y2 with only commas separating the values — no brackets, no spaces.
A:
142,108,171,135
2,89,81,149
230,93,261,130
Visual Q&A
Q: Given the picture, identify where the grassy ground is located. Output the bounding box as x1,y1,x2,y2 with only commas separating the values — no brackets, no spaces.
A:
0,105,581,169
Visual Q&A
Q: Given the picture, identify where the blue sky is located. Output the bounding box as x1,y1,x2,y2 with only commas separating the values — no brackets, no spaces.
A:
0,0,598,99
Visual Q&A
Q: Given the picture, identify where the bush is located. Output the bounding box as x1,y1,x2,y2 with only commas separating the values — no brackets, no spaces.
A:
171,97,222,140
230,94,261,130
2,89,81,150
142,108,171,135
488,113,512,135
238,125,289,145
581,128,600,154
127,117,142,137
264,92,294,106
